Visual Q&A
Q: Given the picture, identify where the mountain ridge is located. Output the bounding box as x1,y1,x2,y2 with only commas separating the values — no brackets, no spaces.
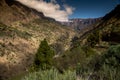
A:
0,0,46,25
79,4,120,46
61,17,101,31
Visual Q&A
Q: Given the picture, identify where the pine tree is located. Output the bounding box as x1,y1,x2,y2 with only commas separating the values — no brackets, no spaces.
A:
34,39,55,70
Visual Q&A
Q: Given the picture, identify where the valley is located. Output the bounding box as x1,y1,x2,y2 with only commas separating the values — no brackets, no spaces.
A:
0,0,120,80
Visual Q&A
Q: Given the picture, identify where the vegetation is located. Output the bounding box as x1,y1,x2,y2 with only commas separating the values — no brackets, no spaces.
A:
0,17,74,80
84,44,120,80
87,31,100,47
22,44,120,80
34,39,55,70
0,2,120,80
0,22,31,39
54,46,97,72
22,68,76,80
1,22,119,80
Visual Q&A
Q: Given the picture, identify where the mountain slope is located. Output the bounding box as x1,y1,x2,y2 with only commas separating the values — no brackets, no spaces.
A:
0,0,76,79
0,0,45,25
80,4,120,46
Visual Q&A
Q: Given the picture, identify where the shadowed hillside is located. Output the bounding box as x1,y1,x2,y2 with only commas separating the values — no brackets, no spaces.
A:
78,4,120,47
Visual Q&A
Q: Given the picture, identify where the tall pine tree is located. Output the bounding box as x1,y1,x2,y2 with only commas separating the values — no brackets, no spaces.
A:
34,39,55,70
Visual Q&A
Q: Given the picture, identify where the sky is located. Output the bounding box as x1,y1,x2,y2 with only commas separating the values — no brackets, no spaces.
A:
48,0,119,19
16,0,119,21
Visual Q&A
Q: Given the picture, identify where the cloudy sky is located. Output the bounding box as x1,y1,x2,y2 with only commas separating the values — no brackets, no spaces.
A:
16,0,118,21
63,0,118,19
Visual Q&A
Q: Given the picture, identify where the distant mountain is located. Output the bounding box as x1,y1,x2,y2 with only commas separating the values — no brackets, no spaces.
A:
0,0,75,79
61,18,101,31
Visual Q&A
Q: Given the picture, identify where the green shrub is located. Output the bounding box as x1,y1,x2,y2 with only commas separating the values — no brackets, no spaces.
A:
89,44,120,80
54,46,97,72
101,44,120,68
21,68,76,80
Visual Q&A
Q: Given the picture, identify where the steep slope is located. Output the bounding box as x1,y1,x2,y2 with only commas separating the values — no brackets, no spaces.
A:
80,4,120,47
0,0,45,25
0,0,76,79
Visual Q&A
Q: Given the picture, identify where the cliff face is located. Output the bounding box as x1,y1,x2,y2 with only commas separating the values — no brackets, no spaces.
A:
0,0,76,79
62,18,101,31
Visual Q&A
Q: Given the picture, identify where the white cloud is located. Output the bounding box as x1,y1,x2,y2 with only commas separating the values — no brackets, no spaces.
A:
15,0,74,22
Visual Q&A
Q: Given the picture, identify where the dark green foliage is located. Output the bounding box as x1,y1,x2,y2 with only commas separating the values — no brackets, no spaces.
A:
34,39,55,70
71,36,81,49
89,44,120,80
101,25,120,43
87,31,100,47
101,44,120,68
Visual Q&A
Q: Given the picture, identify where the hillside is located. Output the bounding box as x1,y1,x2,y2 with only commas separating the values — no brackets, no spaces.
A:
0,0,76,79
79,4,120,47
0,0,44,25
19,4,120,80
